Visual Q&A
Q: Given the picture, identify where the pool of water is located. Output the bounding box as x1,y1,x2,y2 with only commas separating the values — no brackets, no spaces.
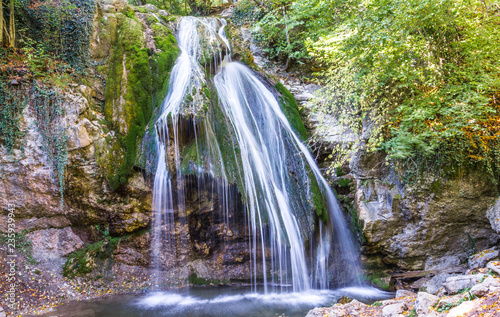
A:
41,286,392,317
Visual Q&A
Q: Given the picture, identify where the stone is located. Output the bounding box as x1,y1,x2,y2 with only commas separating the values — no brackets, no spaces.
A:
382,302,406,317
446,301,477,317
470,283,489,297
158,10,169,17
144,4,158,12
294,92,314,101
415,292,439,316
67,120,92,151
220,7,234,18
486,197,500,233
469,248,499,269
486,261,500,274
395,290,416,298
11,79,19,85
27,227,85,262
423,274,454,295
337,296,353,304
443,274,484,294
0,305,5,317
304,83,321,94
481,276,500,289
241,28,252,42
102,4,116,12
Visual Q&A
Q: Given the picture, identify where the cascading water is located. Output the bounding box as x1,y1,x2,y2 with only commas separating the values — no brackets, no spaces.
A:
213,63,362,291
152,16,363,293
42,15,392,317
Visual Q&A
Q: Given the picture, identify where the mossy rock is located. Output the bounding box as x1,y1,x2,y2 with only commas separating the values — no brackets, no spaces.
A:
63,237,121,278
274,82,308,141
101,13,179,189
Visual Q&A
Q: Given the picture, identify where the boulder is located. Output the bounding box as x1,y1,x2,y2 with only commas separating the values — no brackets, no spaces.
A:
102,4,116,13
382,302,406,317
144,4,158,12
220,7,234,18
468,248,499,269
470,283,489,297
423,274,454,295
158,10,169,17
486,197,500,233
415,292,439,316
481,276,500,289
486,261,500,275
443,274,484,294
446,301,478,317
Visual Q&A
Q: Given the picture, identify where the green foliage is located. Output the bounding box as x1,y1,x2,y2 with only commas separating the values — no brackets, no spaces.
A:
31,82,68,205
17,0,96,72
252,5,309,64
371,301,382,307
408,309,417,317
231,0,264,26
0,80,27,153
462,233,477,258
308,0,500,184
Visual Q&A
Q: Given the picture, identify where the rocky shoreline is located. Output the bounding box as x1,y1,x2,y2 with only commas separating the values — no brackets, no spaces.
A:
307,254,500,317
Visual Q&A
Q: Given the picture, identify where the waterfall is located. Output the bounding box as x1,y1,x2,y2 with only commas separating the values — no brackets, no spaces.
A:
152,16,362,292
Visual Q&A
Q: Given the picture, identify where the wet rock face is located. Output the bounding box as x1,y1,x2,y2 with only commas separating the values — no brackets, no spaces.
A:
151,174,256,283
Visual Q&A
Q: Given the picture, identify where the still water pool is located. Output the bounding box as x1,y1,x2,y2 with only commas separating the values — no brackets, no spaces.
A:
42,286,391,317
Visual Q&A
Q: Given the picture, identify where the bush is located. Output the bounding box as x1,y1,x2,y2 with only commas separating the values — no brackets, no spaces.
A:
309,0,500,184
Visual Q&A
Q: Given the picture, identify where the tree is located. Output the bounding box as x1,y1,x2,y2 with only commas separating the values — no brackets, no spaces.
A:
8,0,14,47
1,0,16,48
1,1,3,46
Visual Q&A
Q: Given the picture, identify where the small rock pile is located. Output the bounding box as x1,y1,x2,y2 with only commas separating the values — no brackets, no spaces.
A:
307,250,500,317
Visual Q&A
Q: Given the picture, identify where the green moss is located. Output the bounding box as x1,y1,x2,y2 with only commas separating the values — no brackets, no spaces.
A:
309,174,328,223
102,14,179,189
188,273,228,286
274,82,308,141
122,6,136,18
160,15,177,23
430,180,444,195
151,23,180,111
63,236,121,278
366,272,391,290
212,102,245,198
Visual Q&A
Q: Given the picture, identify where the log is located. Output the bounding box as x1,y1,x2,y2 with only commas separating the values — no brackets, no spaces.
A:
390,266,466,279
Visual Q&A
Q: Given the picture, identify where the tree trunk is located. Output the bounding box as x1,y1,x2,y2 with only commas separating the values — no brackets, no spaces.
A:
1,0,4,46
282,6,291,71
8,0,14,48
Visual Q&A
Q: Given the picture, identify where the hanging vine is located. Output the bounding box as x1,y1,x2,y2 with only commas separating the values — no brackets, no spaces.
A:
31,82,68,206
